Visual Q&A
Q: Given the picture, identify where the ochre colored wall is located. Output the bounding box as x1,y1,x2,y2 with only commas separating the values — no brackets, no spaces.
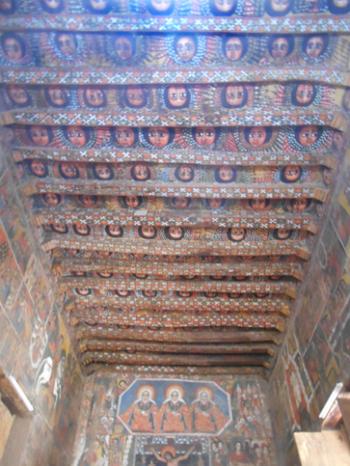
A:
72,372,277,465
269,146,350,466
0,146,83,466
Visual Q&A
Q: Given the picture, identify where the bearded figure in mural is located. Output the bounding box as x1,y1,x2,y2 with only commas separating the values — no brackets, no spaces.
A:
158,385,190,433
120,385,158,433
190,387,227,433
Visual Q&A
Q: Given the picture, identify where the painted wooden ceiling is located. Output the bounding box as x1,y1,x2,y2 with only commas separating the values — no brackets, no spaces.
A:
1,0,349,375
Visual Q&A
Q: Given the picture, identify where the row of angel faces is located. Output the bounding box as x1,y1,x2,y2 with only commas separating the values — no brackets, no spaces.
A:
0,31,343,66
35,192,323,215
1,0,349,16
45,221,306,242
25,159,331,185
14,125,336,152
2,82,336,110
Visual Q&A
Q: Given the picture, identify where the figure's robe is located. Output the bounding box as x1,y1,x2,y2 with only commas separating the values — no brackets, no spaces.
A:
158,401,190,433
191,401,227,433
121,401,158,432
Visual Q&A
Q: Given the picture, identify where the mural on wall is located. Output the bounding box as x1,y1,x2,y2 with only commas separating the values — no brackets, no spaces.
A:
269,147,350,466
73,375,277,466
133,436,209,466
118,379,231,435
0,162,83,465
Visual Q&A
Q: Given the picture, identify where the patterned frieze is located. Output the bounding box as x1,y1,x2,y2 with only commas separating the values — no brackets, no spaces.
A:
74,324,283,343
61,276,297,297
1,14,350,33
33,208,319,233
78,339,276,356
5,108,347,129
1,68,349,86
79,351,271,368
12,147,337,168
66,296,291,314
69,308,286,330
57,259,304,279
24,179,329,201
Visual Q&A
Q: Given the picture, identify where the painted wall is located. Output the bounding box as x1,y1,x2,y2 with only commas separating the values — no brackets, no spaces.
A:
72,372,277,466
269,142,350,465
0,143,83,466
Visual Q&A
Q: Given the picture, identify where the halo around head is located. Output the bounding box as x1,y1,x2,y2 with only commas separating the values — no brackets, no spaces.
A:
196,386,213,400
165,383,185,400
136,384,155,400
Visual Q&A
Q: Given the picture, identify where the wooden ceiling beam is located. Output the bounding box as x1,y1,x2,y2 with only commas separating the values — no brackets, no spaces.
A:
83,363,267,377
74,324,283,344
55,259,304,279
51,248,304,262
42,236,311,260
13,147,337,169
34,209,319,234
1,14,349,33
61,277,297,298
69,310,286,331
1,68,349,87
77,339,277,356
23,178,329,202
80,351,271,367
7,108,346,130
66,297,290,316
